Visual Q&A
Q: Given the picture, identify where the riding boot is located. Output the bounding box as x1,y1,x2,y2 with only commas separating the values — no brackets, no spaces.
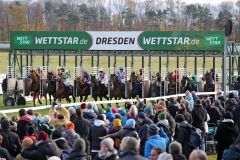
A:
67,86,72,95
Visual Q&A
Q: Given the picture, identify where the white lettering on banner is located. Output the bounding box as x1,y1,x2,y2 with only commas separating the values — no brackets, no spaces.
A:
34,37,88,45
143,37,193,45
88,31,142,50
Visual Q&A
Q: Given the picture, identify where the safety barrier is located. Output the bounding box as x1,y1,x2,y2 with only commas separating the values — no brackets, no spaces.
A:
0,91,234,114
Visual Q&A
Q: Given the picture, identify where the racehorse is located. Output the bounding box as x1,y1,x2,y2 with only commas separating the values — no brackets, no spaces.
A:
47,71,56,104
202,71,215,92
180,76,193,93
109,74,125,100
165,72,177,95
149,74,161,97
90,75,108,101
28,70,48,106
129,71,142,98
74,76,90,102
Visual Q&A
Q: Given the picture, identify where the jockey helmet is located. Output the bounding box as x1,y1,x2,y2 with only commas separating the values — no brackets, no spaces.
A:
99,68,104,72
139,68,143,72
60,67,65,72
191,74,197,79
37,66,42,72
119,66,124,70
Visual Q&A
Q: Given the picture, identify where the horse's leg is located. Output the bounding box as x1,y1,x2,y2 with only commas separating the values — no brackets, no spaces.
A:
33,92,36,107
45,95,47,105
83,95,88,102
72,95,76,103
37,92,42,105
80,96,83,102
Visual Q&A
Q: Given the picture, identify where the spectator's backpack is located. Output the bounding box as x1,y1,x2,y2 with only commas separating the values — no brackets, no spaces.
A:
188,126,202,148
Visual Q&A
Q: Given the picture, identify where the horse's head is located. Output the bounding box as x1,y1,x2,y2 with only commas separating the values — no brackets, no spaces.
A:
90,74,98,85
130,71,137,82
29,69,39,81
166,72,173,81
203,72,213,83
75,76,84,86
181,76,191,87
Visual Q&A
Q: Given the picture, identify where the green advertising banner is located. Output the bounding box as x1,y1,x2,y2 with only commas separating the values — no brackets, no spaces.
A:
10,31,224,51
138,31,224,51
10,31,92,50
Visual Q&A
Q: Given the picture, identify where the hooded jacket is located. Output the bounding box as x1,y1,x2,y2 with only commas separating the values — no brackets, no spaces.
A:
62,129,80,148
83,110,97,124
215,119,239,160
185,93,194,112
21,141,62,160
191,105,207,134
49,107,70,128
17,114,34,140
89,120,108,151
222,145,240,160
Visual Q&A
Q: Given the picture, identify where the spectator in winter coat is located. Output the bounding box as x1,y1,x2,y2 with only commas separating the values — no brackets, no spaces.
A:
83,103,97,124
167,97,179,118
68,106,77,122
1,119,21,157
107,119,139,140
16,138,33,160
175,114,194,159
144,124,168,159
226,92,238,112
108,119,122,134
89,115,108,159
127,105,138,119
233,104,240,131
49,105,70,128
136,112,153,155
118,109,127,126
144,106,154,121
215,112,239,160
222,134,240,160
213,99,225,120
119,137,146,160
169,141,187,160
67,138,87,160
17,109,34,140
94,138,118,160
39,115,55,136
185,91,194,112
217,90,226,109
62,122,80,148
51,130,72,160
21,131,62,160
191,100,207,135
189,150,207,160
23,126,36,141
178,104,193,124
205,98,221,126
0,134,12,160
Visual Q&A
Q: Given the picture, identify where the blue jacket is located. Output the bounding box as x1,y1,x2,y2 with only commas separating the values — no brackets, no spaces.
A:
144,135,168,159
222,145,240,160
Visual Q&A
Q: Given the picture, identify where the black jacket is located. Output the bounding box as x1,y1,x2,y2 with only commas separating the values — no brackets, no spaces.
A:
0,147,11,160
215,120,239,160
183,112,193,124
172,154,187,160
205,106,221,126
191,106,207,134
74,117,90,139
176,122,194,159
119,151,146,160
167,102,179,118
1,129,21,157
233,105,240,130
89,120,108,151
109,126,139,140
21,141,62,160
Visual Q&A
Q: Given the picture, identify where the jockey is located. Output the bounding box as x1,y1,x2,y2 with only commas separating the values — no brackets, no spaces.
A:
139,68,143,81
37,66,43,74
191,74,198,88
98,68,108,85
81,70,91,84
116,66,126,82
59,66,71,92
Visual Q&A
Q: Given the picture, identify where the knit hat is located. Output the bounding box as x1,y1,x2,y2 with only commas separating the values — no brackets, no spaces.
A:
51,130,62,140
144,106,153,115
118,109,126,116
37,131,48,141
101,138,114,151
72,104,79,110
148,124,159,135
68,107,76,116
156,105,166,111
125,119,136,128
87,103,93,110
66,122,75,130
113,119,122,127
158,112,166,120
42,115,51,123
175,114,185,123
22,138,33,149
225,111,233,119
1,119,10,130
138,112,146,119
98,108,105,114
112,107,119,114
114,113,122,120
80,103,87,111
106,106,112,112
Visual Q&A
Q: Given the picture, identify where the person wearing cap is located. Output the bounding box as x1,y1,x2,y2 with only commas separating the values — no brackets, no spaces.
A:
167,97,179,118
116,66,126,83
67,138,88,160
136,112,153,155
215,112,239,160
190,74,198,90
83,103,97,124
95,138,118,160
144,124,168,159
175,114,195,159
109,119,122,134
49,103,70,128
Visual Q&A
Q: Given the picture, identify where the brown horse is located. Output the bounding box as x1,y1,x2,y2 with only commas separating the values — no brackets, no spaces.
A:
29,70,45,106
202,71,215,92
166,72,177,95
54,78,76,103
109,74,125,100
74,77,90,102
